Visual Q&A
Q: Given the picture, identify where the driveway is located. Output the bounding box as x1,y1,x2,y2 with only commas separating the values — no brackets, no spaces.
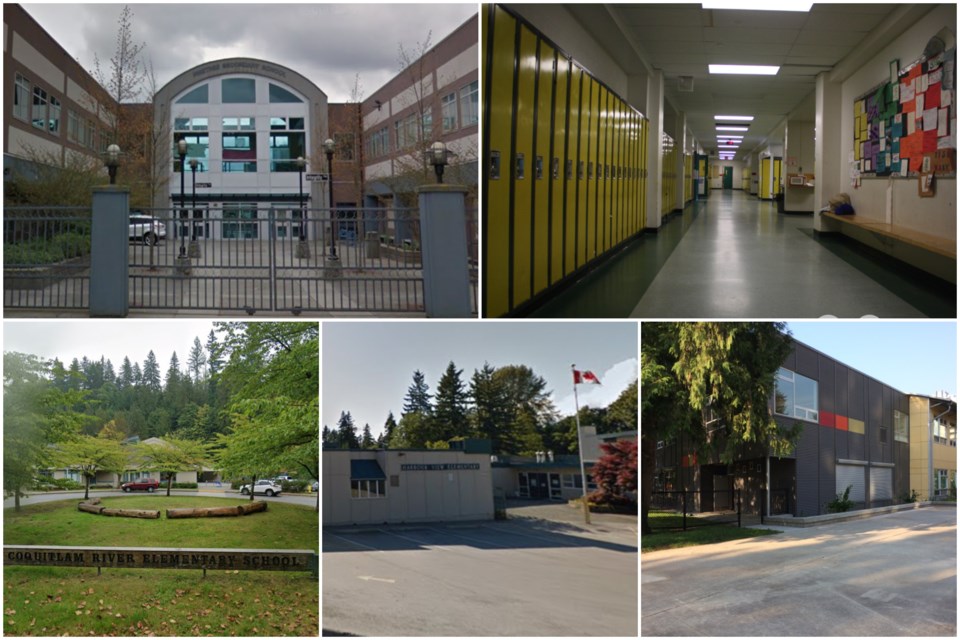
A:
642,506,956,636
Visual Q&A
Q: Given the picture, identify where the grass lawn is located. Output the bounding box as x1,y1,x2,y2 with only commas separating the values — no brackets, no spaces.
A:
4,497,318,636
642,511,779,553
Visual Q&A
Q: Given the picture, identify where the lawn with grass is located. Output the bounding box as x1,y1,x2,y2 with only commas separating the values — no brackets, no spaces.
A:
642,511,779,553
4,497,318,636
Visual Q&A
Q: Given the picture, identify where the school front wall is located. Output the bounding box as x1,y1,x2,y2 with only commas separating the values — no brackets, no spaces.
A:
323,450,494,526
783,342,909,516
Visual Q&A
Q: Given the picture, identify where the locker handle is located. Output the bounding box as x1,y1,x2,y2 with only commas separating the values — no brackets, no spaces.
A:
566,159,573,180
490,151,501,180
535,155,544,180
516,153,525,180
578,161,584,180
552,157,560,180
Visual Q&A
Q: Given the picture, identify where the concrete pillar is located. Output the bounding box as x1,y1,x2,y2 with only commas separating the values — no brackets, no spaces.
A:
645,70,664,229
814,72,844,231
89,186,129,317
417,184,472,318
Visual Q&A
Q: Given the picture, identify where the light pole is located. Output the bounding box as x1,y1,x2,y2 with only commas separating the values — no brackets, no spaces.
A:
104,144,121,185
429,140,448,184
323,138,337,261
188,158,201,258
175,138,191,275
295,156,310,259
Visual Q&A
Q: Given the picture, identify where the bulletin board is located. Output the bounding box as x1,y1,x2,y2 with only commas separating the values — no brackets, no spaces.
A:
852,47,956,179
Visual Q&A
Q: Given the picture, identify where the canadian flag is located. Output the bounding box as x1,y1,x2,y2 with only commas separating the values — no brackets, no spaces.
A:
573,369,601,385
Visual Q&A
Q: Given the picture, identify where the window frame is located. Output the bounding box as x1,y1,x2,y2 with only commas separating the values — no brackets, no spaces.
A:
441,92,457,132
774,367,819,422
14,73,30,121
458,80,478,128
32,85,48,131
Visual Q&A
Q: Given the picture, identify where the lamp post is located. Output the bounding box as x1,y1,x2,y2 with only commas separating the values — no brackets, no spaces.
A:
295,156,310,259
188,158,201,258
175,138,191,275
104,144,121,185
323,138,337,261
430,140,448,184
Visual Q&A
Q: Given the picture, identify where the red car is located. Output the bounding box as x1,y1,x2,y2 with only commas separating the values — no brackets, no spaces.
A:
121,478,160,492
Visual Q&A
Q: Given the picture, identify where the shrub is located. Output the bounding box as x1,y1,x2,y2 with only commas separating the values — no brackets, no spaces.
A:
4,232,91,266
901,488,920,503
827,485,854,512
172,482,198,489
280,479,309,493
33,477,84,491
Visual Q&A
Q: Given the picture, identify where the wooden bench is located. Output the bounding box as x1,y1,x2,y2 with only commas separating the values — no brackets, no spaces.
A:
820,212,956,284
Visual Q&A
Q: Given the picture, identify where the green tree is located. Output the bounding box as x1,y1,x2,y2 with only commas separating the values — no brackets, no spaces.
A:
433,361,470,441
589,440,638,509
606,380,638,432
336,411,360,449
142,350,161,391
187,336,207,382
3,353,83,511
393,411,437,448
640,322,799,534
135,436,209,496
361,423,375,449
402,370,433,414
469,363,512,450
53,434,129,500
380,411,398,447
493,365,555,455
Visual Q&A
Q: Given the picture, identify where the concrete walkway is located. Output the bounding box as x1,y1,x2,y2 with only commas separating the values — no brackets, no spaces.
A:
642,506,956,636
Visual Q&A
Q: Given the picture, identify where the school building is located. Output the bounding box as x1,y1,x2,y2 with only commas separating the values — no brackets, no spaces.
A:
482,4,956,318
655,339,916,517
909,393,957,500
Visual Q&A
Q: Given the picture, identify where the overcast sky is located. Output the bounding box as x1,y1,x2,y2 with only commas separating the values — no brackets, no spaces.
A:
321,321,640,438
4,319,223,372
21,3,478,103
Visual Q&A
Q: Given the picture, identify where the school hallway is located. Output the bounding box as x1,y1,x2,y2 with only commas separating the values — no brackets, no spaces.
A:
530,190,954,319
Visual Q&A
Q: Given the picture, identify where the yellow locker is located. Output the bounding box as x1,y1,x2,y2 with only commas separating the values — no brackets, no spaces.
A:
613,100,622,247
640,116,648,230
760,157,771,199
565,64,582,278
484,5,517,318
550,54,569,286
598,87,609,256
580,76,595,268
511,24,538,309
533,39,554,297
773,157,782,196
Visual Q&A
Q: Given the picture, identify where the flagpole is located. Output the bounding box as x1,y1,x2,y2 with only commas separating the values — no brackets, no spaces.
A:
572,364,591,525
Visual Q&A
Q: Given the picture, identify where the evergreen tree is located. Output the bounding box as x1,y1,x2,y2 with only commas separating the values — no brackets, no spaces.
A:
131,362,143,386
68,358,83,391
50,358,70,392
336,411,360,449
361,423,375,449
382,411,398,447
402,370,433,414
469,363,512,451
165,351,181,389
606,380,638,432
322,425,334,446
205,330,223,376
493,365,556,455
118,357,134,389
142,350,161,391
103,357,116,384
187,336,207,382
433,361,470,441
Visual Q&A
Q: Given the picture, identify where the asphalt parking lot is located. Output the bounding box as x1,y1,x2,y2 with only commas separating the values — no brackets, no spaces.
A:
323,514,637,636
642,506,956,636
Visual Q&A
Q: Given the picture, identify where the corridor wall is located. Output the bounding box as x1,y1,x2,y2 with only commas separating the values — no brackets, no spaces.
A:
482,4,648,317
661,133,677,215
684,154,693,203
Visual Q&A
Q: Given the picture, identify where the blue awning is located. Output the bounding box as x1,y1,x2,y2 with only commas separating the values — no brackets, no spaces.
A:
350,459,386,481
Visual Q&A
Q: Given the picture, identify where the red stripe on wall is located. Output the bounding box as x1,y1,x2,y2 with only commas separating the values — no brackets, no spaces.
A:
819,411,836,428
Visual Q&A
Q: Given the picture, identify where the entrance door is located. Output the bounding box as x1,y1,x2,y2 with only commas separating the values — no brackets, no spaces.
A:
549,473,562,501
528,472,548,499
722,166,733,189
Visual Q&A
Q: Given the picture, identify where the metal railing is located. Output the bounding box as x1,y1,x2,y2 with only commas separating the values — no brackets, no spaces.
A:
3,207,92,310
650,489,742,530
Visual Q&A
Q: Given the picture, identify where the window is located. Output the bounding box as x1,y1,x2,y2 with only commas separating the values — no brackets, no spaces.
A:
879,426,888,444
269,83,302,103
334,132,355,161
441,92,457,132
32,86,48,130
395,113,418,150
82,118,96,149
459,80,478,127
935,469,949,495
562,474,583,489
176,84,208,104
67,110,80,144
173,133,209,172
222,204,258,239
48,97,60,135
221,116,255,131
14,73,31,121
422,108,433,138
270,116,303,130
269,132,306,172
774,368,818,422
894,410,909,443
174,117,209,131
350,479,385,498
222,78,256,103
367,126,390,158
933,419,956,446
222,132,257,172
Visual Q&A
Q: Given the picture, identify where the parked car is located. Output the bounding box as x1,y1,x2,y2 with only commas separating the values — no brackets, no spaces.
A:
312,481,319,492
129,212,166,245
274,474,292,482
239,480,282,497
121,478,160,492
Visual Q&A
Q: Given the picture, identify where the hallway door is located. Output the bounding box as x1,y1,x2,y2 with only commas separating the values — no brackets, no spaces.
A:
760,158,772,199
722,166,733,189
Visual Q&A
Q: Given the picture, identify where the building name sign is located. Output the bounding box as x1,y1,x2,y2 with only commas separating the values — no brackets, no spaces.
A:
195,182,212,188
4,545,316,573
193,61,288,79
400,464,481,471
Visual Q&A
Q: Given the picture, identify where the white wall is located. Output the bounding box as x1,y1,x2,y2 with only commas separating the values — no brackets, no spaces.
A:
785,120,815,212
709,160,747,189
838,4,956,237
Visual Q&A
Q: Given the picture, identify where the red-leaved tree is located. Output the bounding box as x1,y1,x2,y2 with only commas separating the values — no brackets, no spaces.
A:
589,439,638,509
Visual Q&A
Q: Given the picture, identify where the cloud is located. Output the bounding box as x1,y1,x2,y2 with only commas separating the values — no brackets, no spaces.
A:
553,358,638,417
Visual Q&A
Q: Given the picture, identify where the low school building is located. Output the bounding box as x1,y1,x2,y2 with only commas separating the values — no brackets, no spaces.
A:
322,446,494,526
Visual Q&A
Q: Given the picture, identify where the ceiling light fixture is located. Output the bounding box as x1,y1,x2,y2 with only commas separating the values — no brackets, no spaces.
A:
714,115,754,121
709,64,780,75
716,136,744,140
716,126,749,131
702,1,812,11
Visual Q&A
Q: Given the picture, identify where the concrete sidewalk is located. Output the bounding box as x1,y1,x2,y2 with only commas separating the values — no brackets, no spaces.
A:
642,506,956,636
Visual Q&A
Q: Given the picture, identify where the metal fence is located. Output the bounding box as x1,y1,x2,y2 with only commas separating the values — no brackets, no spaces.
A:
650,489,742,530
3,207,92,310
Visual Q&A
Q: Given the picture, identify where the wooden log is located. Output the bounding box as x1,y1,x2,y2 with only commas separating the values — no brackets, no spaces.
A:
239,501,268,515
78,502,104,514
85,497,102,506
100,508,160,519
166,506,244,519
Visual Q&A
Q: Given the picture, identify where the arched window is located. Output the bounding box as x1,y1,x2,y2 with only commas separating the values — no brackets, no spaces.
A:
176,84,209,104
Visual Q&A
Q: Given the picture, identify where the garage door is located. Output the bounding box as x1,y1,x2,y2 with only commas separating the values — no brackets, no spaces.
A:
870,466,893,501
836,464,865,502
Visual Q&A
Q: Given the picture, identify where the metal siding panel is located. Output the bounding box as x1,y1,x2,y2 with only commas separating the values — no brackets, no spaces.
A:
550,54,568,286
532,39,553,297
795,422,819,516
848,432,865,459
781,346,797,373
484,6,517,318
795,343,818,379
819,353,835,417
848,370,865,421
868,379,883,460
837,464,866,503
511,24,537,309
835,364,849,418
819,425,835,513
